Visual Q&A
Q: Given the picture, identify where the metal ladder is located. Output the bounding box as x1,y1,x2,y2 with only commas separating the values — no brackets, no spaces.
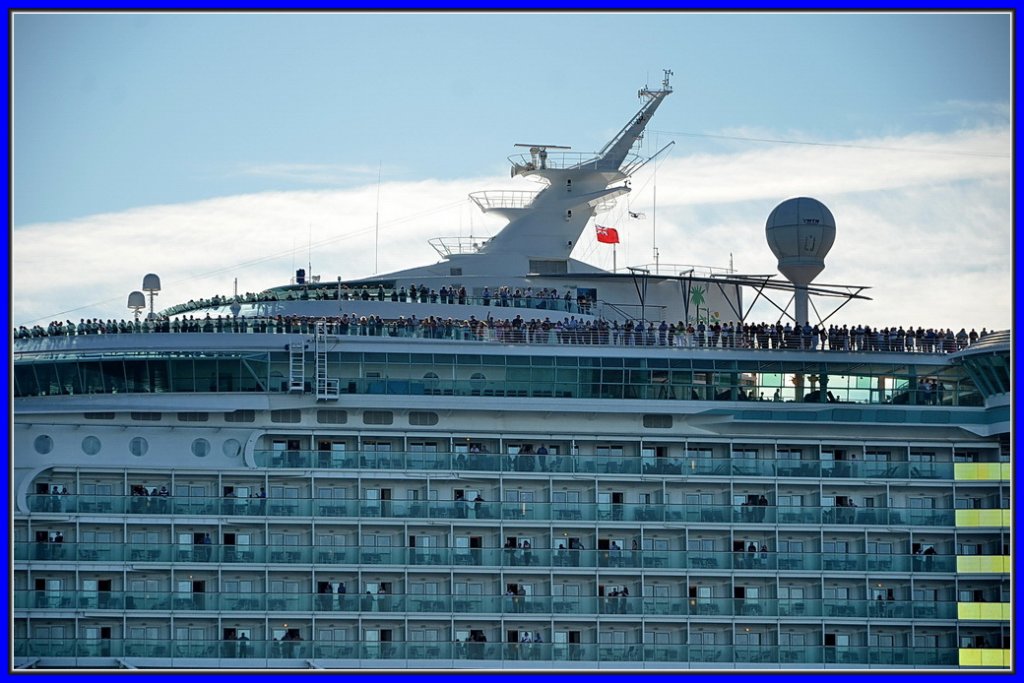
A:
288,339,305,393
315,319,340,400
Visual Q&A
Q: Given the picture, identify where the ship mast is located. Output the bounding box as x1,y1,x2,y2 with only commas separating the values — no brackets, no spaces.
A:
471,70,675,264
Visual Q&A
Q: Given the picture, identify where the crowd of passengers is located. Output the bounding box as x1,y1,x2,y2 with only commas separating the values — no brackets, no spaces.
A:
15,313,991,354
161,283,592,317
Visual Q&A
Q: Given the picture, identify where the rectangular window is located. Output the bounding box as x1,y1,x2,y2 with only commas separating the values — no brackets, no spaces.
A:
271,409,301,423
316,409,348,424
363,411,394,425
130,412,162,421
685,493,713,506
177,412,209,422
642,414,673,429
822,541,848,553
83,412,116,420
225,410,256,423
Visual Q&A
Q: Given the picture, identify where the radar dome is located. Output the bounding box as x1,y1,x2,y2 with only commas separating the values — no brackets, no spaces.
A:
127,291,146,309
142,273,162,292
765,197,836,286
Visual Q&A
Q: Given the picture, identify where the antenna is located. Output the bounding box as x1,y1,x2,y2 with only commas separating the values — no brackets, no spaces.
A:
652,164,658,273
374,161,382,275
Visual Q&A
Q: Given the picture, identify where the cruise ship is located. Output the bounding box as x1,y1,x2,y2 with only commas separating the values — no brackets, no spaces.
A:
12,72,1011,670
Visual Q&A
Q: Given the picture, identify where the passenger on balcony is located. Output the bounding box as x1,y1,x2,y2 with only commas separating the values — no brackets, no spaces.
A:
336,582,347,610
521,540,533,566
504,538,518,566
610,541,622,567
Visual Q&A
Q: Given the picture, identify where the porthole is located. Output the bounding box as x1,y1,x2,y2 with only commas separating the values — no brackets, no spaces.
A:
81,436,101,456
191,438,211,458
223,439,242,458
34,435,54,455
129,437,149,457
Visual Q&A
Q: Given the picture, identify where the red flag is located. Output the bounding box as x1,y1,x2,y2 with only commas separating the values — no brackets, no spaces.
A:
596,225,620,244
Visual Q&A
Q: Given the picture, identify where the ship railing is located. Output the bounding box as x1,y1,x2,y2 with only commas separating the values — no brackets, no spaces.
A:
19,305,996,358
12,590,962,620
507,151,643,174
11,638,963,666
15,318,981,358
238,452,956,481
426,237,488,258
468,190,540,212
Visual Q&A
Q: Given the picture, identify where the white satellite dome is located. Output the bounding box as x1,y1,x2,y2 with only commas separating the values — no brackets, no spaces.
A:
765,197,836,286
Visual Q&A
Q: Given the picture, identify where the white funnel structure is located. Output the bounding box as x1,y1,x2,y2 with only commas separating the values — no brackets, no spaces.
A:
765,197,836,326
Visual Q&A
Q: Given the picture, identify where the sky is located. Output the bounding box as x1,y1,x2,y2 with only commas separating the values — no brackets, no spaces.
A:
11,11,1013,332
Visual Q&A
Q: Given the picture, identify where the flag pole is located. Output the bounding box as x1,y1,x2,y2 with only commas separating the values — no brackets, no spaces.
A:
613,243,617,273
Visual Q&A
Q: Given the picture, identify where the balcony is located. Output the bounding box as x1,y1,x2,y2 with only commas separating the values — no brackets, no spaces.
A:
25,492,960,530
237,451,956,481
11,638,963,667
13,590,962,621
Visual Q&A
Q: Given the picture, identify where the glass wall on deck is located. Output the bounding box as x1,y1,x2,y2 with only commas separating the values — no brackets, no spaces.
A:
14,351,981,408
13,354,269,397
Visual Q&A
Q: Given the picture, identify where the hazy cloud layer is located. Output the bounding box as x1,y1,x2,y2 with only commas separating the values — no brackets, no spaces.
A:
13,127,1011,332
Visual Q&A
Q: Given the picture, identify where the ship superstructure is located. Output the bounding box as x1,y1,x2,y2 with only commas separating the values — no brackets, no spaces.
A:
11,73,1011,671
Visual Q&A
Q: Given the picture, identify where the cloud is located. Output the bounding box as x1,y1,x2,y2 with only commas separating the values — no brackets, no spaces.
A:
234,162,390,185
13,126,1011,333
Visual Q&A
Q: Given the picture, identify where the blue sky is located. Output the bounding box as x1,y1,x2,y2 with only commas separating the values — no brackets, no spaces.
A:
11,11,1013,330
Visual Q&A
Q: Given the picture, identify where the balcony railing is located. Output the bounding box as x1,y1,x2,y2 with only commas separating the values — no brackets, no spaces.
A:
244,451,957,479
26,493,959,527
15,542,958,573
11,638,962,666
13,590,962,620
